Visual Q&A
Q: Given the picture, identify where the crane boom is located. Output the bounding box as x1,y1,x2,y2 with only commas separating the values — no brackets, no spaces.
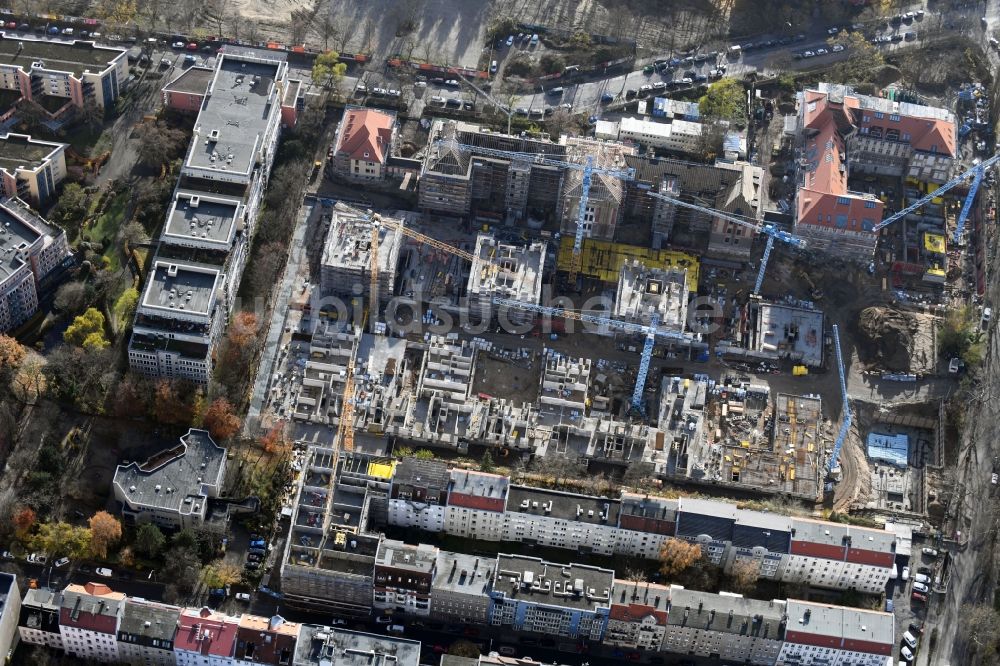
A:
954,166,985,245
631,313,659,410
646,191,807,248
828,324,852,473
873,152,1000,232
754,235,775,295
569,156,594,283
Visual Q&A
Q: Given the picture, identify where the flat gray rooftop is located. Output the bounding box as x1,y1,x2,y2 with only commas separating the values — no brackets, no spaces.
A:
120,600,180,642
0,134,62,173
187,55,280,175
0,34,124,77
494,554,613,611
785,599,894,647
434,551,493,595
142,261,221,316
295,626,421,666
667,588,785,640
165,193,239,246
448,469,509,502
0,198,50,280
508,486,621,525
376,540,437,573
163,66,213,95
113,429,225,513
754,302,824,366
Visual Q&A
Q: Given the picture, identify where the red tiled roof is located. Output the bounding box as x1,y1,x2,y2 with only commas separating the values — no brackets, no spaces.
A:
175,608,238,658
59,583,125,636
609,603,668,626
335,108,393,164
448,492,506,512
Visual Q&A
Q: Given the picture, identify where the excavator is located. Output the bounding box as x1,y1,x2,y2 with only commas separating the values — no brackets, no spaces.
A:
795,268,824,301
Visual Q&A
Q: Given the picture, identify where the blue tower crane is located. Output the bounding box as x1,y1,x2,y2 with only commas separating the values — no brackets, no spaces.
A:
873,152,1000,237
491,297,689,412
645,191,806,294
437,140,635,281
828,324,852,475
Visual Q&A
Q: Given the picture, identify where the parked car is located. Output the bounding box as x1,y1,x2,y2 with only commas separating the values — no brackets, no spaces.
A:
901,645,914,662
429,96,445,105
912,573,930,584
489,60,498,73
244,561,260,570
908,622,924,635
832,44,845,52
172,40,185,48
387,624,405,634
904,32,916,40
0,551,10,559
247,553,264,563
922,548,939,557
803,50,816,58
505,35,513,47
816,48,829,55
912,581,929,593
54,557,70,568
235,592,251,601
600,92,614,103
208,588,227,598
902,631,918,648
375,616,393,624
443,79,459,88
26,553,46,564
901,566,909,581
249,538,266,549
186,42,198,50
95,568,113,577
827,26,839,35
625,89,637,98
911,590,927,602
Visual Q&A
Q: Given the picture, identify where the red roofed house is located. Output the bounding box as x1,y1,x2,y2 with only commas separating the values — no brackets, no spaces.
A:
605,581,670,651
175,606,239,666
794,83,956,260
329,106,397,181
59,582,126,663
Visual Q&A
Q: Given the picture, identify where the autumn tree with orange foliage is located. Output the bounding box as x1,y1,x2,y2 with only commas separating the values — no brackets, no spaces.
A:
658,537,704,577
151,380,198,425
261,421,290,456
88,510,122,559
216,312,260,399
203,398,242,441
727,558,761,595
12,506,35,539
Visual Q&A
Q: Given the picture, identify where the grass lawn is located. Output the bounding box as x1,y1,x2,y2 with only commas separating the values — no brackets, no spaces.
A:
86,191,128,271
63,124,113,158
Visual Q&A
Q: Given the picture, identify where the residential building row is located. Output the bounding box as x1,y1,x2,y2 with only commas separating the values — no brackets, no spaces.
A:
0,196,72,332
385,459,897,595
0,133,67,207
279,451,897,666
794,83,957,260
17,580,420,666
129,48,303,384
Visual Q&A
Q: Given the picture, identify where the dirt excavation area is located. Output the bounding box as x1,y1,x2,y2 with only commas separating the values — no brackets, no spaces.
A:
855,306,938,374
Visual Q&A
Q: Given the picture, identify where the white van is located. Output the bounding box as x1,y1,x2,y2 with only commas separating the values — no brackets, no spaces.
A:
902,631,918,649
387,624,405,634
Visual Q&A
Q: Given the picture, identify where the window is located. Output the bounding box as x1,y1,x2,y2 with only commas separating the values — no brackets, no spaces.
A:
874,112,884,119
889,114,900,122
865,201,877,209
836,196,850,205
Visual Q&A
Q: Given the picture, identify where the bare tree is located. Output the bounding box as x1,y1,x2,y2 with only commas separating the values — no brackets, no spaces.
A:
360,17,377,54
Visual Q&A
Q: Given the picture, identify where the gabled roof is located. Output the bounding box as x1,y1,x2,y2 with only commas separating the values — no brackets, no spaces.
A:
60,582,125,635
336,108,394,164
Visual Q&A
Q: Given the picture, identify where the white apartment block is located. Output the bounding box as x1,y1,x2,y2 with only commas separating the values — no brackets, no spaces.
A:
779,600,895,666
443,469,508,541
0,197,71,332
59,583,125,663
613,117,703,155
0,573,20,662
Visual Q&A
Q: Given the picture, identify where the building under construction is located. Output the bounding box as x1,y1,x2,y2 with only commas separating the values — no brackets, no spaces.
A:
556,237,700,288
320,203,404,303
558,137,637,240
467,234,546,325
419,120,567,223
614,259,689,332
281,450,395,613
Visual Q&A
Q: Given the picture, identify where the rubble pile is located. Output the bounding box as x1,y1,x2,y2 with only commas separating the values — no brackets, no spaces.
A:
857,306,919,371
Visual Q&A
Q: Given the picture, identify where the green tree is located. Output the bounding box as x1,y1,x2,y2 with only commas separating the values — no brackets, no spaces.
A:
50,184,90,235
64,308,108,350
31,522,91,558
480,450,495,473
414,449,435,460
311,51,347,92
134,523,166,558
202,560,241,588
113,288,139,327
827,32,884,84
699,78,747,122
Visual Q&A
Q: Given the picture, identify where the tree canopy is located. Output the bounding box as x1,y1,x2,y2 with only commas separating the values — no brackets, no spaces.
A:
312,51,347,90
64,308,109,350
699,78,747,122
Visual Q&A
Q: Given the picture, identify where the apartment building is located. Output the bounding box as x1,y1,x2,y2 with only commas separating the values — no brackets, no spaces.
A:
605,580,670,651
778,600,895,666
0,32,128,117
0,197,71,332
443,468,509,541
0,574,20,662
383,464,897,593
293,626,421,666
0,134,67,206
329,107,396,181
707,160,765,260
19,588,63,649
558,137,635,241
116,599,180,666
129,49,288,383
431,551,493,625
174,607,239,666
162,62,303,127
59,582,125,663
233,615,300,666
387,457,450,532
373,540,437,617
112,428,228,531
661,588,786,665
489,555,613,640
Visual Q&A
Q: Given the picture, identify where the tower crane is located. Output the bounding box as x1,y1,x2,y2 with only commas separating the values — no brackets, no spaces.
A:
436,140,635,282
872,151,1000,244
645,191,806,294
828,323,851,475
491,296,689,412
